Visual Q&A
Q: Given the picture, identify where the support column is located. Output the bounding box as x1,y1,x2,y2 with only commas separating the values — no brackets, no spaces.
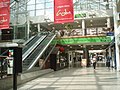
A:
37,23,41,32
83,45,90,67
108,47,113,68
114,46,117,69
27,18,30,39
115,43,120,71
83,45,86,59
113,1,120,71
14,2,19,39
107,17,111,28
26,0,29,40
82,19,86,36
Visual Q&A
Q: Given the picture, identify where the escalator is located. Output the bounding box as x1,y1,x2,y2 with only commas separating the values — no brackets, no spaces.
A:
23,32,56,71
22,33,47,61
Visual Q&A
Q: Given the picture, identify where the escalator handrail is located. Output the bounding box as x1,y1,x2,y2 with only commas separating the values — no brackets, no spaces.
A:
22,35,40,54
22,36,35,46
22,33,42,54
22,35,47,61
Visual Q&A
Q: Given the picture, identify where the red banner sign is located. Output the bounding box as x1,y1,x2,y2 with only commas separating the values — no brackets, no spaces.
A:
54,0,74,24
0,0,10,29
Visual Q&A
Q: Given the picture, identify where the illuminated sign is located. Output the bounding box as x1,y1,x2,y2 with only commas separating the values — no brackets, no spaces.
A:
54,36,112,45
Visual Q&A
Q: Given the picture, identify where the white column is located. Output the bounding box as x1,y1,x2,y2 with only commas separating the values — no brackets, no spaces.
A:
107,17,111,28
115,43,120,71
82,19,85,36
113,1,120,71
37,23,41,32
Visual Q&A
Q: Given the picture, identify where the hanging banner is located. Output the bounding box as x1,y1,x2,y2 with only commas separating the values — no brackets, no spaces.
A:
0,0,10,29
54,0,74,24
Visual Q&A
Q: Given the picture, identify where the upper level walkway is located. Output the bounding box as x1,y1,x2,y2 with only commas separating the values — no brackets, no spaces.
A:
13,67,120,90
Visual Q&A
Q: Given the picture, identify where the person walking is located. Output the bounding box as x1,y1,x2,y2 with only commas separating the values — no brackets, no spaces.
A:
92,56,97,71
106,56,111,70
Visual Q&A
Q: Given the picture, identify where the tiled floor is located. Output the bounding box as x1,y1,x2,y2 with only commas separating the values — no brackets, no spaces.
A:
17,67,120,90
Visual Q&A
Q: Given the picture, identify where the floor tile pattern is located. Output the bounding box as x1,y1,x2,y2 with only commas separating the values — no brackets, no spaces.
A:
16,67,120,90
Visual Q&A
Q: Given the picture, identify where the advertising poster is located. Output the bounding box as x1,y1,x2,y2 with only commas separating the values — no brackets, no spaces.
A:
54,0,74,24
0,0,10,29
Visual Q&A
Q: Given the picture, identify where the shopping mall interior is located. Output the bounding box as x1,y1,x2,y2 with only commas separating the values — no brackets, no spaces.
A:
0,0,120,90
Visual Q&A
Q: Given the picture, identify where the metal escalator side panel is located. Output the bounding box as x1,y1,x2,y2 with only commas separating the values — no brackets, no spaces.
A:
22,33,55,70
27,34,56,70
39,42,57,69
22,33,56,70
22,35,47,61
22,35,38,54
22,36,37,54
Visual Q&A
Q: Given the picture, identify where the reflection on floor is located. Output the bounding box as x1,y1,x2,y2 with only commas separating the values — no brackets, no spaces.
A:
16,67,120,90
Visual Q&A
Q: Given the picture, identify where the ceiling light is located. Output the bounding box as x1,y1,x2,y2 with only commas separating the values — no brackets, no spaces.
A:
34,25,37,27
48,24,51,26
76,21,79,23
52,27,55,30
65,25,67,28
91,48,93,50
90,20,93,22
67,45,70,47
91,45,93,47
48,23,53,26
90,24,93,26
74,20,80,23
78,25,81,27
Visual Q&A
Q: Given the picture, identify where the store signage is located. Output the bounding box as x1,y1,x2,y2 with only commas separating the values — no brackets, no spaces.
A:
56,36,112,45
54,0,74,24
75,13,86,18
106,32,114,36
74,13,96,19
0,0,10,29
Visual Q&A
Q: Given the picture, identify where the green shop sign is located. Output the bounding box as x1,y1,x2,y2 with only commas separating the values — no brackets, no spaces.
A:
56,36,111,45
74,13,86,18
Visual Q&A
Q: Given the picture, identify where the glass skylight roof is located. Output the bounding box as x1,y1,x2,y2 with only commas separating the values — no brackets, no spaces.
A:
10,0,114,24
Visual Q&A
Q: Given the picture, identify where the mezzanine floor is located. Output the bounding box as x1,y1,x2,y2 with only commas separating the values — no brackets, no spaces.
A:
13,67,120,90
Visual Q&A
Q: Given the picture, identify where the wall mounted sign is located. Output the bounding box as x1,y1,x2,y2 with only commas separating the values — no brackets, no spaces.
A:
54,36,112,45
106,32,114,36
0,0,10,29
74,13,86,18
54,0,74,24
